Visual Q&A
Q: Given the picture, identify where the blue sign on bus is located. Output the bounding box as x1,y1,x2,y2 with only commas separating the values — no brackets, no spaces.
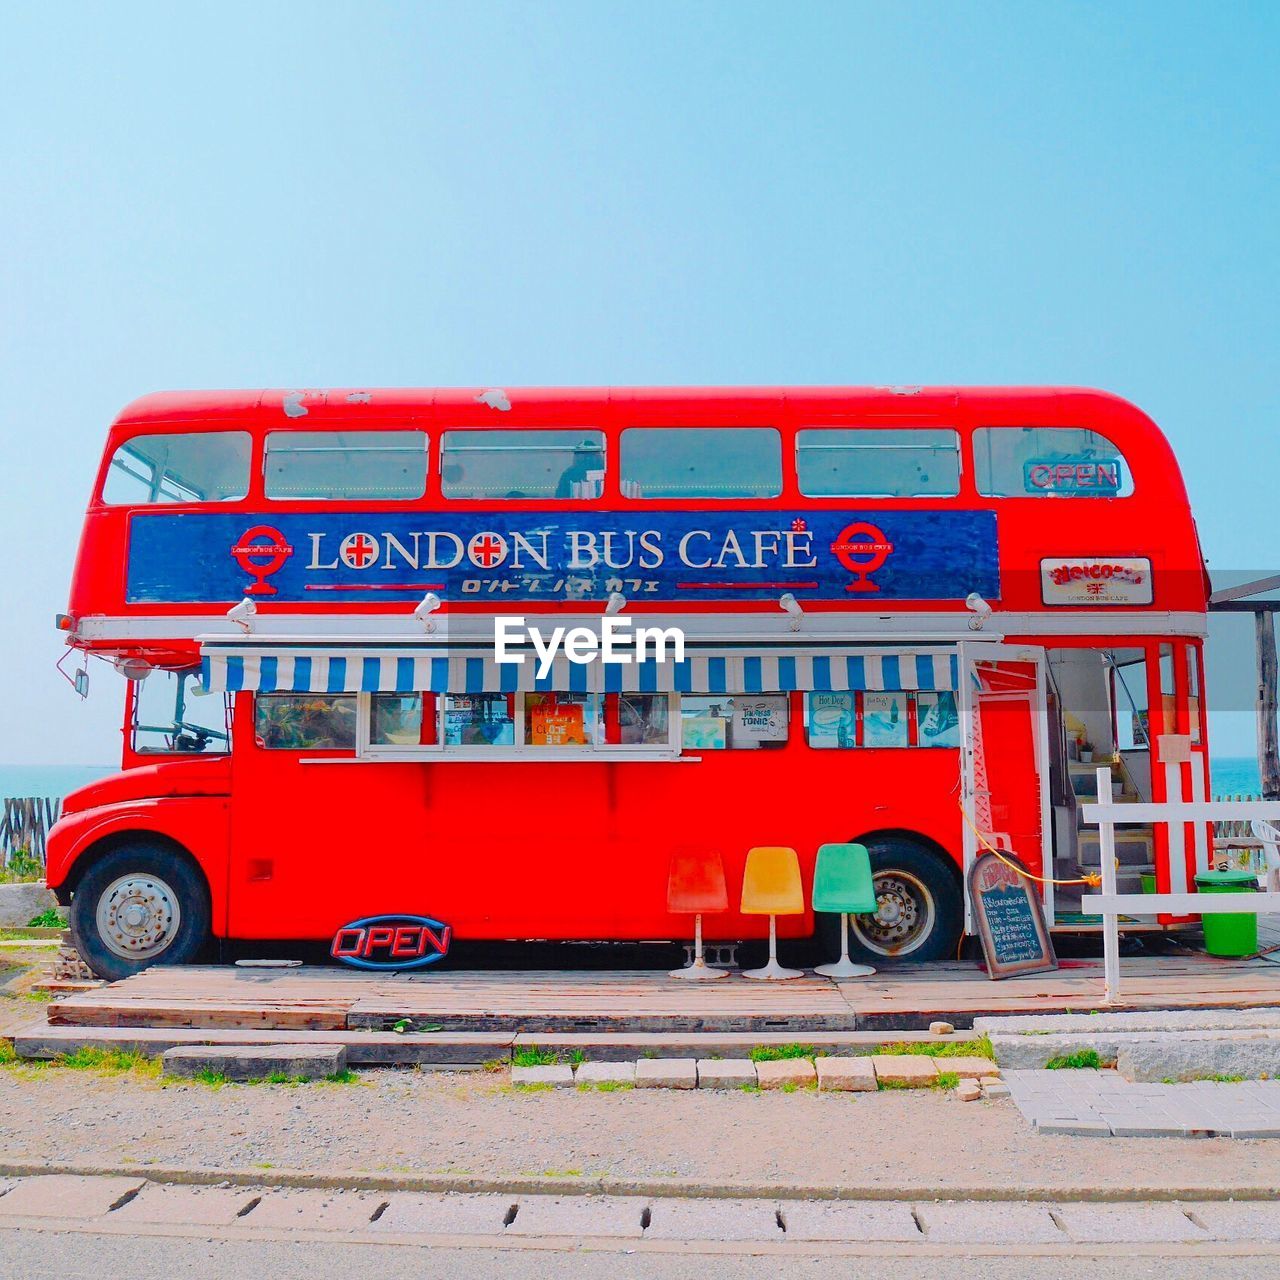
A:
126,508,1000,604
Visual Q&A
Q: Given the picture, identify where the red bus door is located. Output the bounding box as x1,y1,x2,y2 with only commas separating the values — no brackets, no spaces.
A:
961,648,1051,929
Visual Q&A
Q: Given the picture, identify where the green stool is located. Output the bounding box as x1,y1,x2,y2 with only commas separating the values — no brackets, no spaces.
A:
812,842,878,978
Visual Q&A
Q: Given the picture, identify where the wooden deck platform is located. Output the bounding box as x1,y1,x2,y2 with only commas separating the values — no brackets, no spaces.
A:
42,950,1280,1039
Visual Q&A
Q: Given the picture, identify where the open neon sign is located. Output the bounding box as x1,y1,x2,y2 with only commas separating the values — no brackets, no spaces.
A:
331,914,452,971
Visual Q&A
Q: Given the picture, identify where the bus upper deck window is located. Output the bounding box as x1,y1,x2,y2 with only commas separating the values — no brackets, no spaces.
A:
103,431,251,505
440,431,605,500
265,430,428,500
620,428,782,499
974,427,1134,498
797,428,960,497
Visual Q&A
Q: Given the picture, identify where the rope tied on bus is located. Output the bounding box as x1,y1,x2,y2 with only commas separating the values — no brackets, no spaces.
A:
956,798,1103,888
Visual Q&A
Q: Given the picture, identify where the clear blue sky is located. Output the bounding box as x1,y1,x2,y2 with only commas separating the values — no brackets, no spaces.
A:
2,1,1277,763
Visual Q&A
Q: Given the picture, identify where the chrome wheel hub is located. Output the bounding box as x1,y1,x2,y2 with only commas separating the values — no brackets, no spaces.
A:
96,874,181,961
852,870,937,957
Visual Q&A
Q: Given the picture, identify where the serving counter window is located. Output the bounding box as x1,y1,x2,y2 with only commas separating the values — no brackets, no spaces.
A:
680,695,789,750
804,690,960,749
256,694,356,750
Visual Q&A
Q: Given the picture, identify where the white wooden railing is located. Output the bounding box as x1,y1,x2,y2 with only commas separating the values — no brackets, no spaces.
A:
1081,767,1280,1002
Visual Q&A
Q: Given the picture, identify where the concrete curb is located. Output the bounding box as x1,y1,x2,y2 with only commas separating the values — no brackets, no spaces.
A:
0,1158,1277,1203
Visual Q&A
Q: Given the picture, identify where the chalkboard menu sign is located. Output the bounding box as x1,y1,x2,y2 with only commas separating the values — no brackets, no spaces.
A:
968,852,1058,980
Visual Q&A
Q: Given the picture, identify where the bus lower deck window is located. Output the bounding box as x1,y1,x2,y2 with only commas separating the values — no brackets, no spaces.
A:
617,694,670,745
255,694,356,750
443,693,516,746
680,695,788,749
370,693,437,746
524,693,602,746
805,690,960,749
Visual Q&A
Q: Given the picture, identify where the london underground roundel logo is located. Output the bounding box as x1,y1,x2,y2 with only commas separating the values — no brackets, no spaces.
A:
830,521,895,592
231,525,294,595
467,531,508,568
339,532,380,570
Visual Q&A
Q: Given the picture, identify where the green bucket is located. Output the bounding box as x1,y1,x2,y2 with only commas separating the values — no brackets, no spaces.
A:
1194,868,1259,958
1140,873,1156,895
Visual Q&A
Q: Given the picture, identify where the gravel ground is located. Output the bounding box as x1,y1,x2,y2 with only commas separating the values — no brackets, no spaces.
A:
2,1065,1280,1193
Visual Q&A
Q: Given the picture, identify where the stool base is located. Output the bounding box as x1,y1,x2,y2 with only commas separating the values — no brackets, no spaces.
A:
814,959,877,978
668,959,729,980
742,959,805,981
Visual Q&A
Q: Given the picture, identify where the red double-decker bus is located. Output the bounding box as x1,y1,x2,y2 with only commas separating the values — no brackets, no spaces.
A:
49,386,1211,979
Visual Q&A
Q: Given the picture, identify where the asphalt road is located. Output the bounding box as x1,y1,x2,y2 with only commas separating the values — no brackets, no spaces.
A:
0,1229,1273,1280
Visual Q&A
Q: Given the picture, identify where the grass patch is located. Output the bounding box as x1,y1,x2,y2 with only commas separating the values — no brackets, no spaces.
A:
872,1035,995,1060
513,1081,553,1093
20,991,52,1004
737,1082,761,1093
192,1068,229,1088
749,1043,818,1062
0,1040,16,1066
540,1168,582,1178
58,1047,161,1078
1163,1073,1247,1084
482,1059,507,1073
1045,1048,1103,1070
26,908,66,929
512,1047,559,1068
576,1079,634,1093
935,1071,960,1090
322,1069,360,1084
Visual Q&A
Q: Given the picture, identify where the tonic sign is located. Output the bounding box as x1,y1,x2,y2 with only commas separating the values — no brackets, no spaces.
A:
330,914,452,971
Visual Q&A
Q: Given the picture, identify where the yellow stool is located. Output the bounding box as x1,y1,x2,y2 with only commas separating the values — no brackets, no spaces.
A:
740,846,805,980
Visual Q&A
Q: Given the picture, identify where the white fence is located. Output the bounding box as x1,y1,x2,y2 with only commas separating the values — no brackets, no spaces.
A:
1081,767,1280,1002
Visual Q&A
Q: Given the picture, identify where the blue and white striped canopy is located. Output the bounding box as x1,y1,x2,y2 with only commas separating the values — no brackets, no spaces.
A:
200,646,959,696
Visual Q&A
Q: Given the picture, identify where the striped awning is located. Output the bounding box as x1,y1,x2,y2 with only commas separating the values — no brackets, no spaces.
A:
200,646,959,696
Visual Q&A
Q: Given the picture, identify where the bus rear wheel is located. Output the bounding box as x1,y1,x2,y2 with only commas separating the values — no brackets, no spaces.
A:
818,838,963,964
70,843,211,981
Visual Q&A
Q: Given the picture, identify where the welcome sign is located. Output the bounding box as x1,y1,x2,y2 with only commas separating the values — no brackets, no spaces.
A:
126,509,1000,604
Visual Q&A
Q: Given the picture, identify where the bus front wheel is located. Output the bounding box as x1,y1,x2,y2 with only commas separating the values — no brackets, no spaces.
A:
818,838,963,964
70,843,211,981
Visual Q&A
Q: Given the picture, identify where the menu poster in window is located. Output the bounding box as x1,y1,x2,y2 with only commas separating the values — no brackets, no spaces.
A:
732,695,788,743
527,695,586,746
916,691,961,748
682,716,727,750
862,691,909,747
809,692,856,748
967,851,1057,980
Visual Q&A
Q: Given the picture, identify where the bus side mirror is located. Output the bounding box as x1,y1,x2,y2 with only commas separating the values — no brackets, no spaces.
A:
73,669,89,699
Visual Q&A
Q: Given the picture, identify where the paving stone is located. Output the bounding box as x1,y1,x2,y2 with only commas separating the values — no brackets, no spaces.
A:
0,1175,146,1219
956,1079,982,1102
872,1056,938,1087
1117,1037,1280,1083
780,1201,920,1242
977,1009,1280,1036
512,1064,574,1087
696,1059,757,1088
754,1058,816,1090
645,1197,783,1241
815,1056,877,1092
373,1193,513,1235
1035,1120,1114,1137
1055,1203,1207,1243
943,1056,1000,1080
112,1183,260,1225
161,1044,346,1081
574,1061,636,1086
1226,1124,1280,1138
507,1195,646,1238
635,1058,697,1089
1187,1201,1280,1241
983,1082,1012,1100
915,1201,1064,1244
242,1188,385,1231
929,1022,955,1036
